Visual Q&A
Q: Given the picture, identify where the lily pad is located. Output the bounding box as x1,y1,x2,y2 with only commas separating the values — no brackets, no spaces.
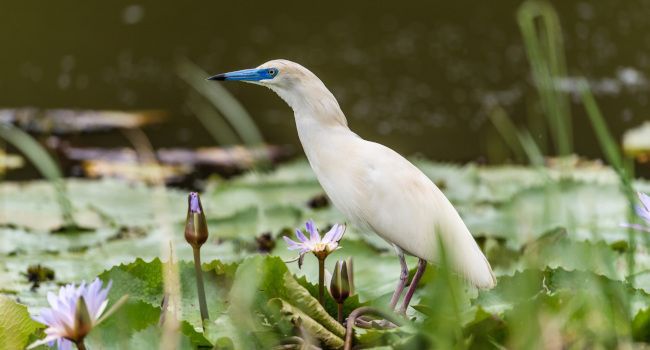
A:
0,296,42,350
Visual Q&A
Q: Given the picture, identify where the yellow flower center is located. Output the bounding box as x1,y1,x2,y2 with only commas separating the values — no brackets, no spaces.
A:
312,242,329,252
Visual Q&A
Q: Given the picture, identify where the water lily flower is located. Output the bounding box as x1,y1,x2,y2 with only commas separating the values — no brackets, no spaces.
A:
284,220,345,305
29,278,125,350
284,220,346,263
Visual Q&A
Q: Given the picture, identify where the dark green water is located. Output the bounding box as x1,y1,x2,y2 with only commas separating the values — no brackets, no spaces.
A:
1,1,649,171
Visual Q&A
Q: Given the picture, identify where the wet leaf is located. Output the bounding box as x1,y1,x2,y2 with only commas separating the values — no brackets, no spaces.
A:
98,258,235,329
0,296,42,350
268,298,344,349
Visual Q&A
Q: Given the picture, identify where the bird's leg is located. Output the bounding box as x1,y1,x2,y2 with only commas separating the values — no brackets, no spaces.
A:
389,246,409,310
399,258,427,315
354,246,406,329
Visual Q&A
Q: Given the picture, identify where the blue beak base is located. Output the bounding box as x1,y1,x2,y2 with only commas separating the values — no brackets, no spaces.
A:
206,68,273,82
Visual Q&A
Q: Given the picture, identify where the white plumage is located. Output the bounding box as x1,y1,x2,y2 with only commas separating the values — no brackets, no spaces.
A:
211,59,496,308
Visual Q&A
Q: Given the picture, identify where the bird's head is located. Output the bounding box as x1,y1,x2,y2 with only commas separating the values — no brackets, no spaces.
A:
207,59,311,89
208,59,346,125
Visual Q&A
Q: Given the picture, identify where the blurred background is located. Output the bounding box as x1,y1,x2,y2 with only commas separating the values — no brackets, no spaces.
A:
3,3,650,348
0,0,648,182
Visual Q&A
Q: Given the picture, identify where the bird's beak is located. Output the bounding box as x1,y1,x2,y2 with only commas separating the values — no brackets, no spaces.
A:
206,68,267,82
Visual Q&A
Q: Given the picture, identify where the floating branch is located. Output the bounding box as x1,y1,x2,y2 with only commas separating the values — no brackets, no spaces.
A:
55,144,292,183
0,108,167,134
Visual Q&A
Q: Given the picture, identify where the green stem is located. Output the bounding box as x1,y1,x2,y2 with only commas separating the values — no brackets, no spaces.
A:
318,257,325,305
337,302,344,324
193,247,209,323
344,307,404,350
75,339,87,350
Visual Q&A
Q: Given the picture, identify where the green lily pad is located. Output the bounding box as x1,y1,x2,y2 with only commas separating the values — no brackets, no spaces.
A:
0,296,42,350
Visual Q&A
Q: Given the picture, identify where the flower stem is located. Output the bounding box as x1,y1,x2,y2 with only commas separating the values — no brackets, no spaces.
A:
193,247,209,322
337,302,344,324
318,257,325,305
75,339,87,350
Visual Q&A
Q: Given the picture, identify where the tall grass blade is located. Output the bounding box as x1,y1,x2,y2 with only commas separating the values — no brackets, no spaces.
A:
517,0,572,156
578,80,632,189
578,79,639,281
488,106,527,163
176,58,264,146
517,129,545,167
0,123,73,226
185,93,240,145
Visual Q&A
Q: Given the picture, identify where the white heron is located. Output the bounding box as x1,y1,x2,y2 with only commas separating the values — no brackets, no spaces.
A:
208,59,496,313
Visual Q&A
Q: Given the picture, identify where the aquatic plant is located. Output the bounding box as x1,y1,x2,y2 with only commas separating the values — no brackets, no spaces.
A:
184,192,210,323
284,220,346,304
329,258,353,323
28,279,125,350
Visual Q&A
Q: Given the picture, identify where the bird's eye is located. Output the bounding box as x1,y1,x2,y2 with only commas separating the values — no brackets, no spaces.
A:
268,69,277,76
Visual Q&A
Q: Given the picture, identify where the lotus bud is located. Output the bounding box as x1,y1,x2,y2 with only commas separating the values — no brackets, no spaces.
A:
330,258,353,323
184,192,210,323
330,260,352,303
185,192,209,249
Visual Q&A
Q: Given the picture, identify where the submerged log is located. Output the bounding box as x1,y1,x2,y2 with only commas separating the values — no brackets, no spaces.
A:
157,145,291,168
82,160,190,185
0,108,166,134
56,143,293,184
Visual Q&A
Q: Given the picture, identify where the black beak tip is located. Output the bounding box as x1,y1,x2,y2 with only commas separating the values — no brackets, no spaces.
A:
206,74,226,81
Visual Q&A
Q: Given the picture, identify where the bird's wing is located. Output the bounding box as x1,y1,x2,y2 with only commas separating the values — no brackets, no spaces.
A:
355,141,496,288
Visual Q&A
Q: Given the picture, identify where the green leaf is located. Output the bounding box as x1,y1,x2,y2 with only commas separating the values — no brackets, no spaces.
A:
268,298,344,349
281,272,345,338
226,256,345,347
295,275,366,322
633,307,650,341
0,296,42,350
98,257,234,329
87,300,161,349
94,323,202,350
274,238,418,302
521,228,622,279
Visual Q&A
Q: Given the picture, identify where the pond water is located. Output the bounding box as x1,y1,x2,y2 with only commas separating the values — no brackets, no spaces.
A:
0,0,648,173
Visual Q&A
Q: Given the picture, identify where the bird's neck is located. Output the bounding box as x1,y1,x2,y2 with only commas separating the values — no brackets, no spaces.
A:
272,80,348,129
272,82,357,167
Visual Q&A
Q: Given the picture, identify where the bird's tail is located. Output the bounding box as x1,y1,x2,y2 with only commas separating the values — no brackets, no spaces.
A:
438,201,497,289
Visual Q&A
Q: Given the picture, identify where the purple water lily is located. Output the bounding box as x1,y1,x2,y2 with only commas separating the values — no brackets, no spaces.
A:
284,219,346,304
284,219,346,261
29,278,118,350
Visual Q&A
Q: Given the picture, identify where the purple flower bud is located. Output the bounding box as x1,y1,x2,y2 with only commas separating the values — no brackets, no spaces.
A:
330,258,353,304
185,192,209,248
